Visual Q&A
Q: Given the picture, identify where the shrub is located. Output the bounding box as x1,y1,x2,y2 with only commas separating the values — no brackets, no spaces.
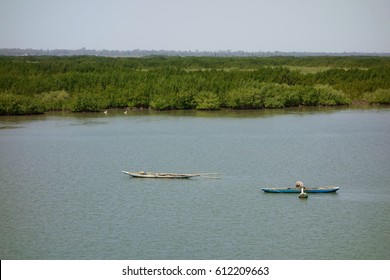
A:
69,90,110,112
150,94,175,110
194,91,220,110
225,87,264,109
364,88,390,104
0,93,45,115
40,90,70,111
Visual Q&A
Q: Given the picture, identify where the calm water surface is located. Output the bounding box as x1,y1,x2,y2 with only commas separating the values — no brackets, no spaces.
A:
0,107,389,259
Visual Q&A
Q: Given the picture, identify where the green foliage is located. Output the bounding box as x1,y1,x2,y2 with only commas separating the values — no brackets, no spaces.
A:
149,90,196,110
40,90,70,111
195,91,220,110
257,84,286,108
314,85,351,105
224,83,350,109
364,88,390,104
150,94,174,110
0,93,45,115
69,90,110,112
225,87,264,109
127,84,151,108
171,90,196,109
0,55,388,115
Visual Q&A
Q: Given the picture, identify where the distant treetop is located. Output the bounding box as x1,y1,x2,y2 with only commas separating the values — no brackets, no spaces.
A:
1,48,389,57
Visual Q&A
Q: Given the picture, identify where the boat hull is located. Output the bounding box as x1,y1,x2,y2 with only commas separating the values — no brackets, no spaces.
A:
122,171,199,179
261,186,340,193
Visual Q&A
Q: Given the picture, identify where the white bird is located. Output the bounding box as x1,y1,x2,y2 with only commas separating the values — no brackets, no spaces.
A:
104,110,108,114
124,110,128,115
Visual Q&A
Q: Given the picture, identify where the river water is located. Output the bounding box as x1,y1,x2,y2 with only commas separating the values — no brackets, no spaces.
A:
0,107,389,259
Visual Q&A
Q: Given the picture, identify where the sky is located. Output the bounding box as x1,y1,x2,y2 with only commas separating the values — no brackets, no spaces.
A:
0,0,389,53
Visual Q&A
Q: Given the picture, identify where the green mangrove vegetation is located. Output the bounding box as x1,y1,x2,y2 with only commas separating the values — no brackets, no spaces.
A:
0,55,389,115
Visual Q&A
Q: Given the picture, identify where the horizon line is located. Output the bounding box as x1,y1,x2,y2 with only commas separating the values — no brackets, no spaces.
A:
1,47,389,57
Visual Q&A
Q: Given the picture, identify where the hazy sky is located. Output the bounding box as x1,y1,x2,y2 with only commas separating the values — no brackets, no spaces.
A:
1,0,389,52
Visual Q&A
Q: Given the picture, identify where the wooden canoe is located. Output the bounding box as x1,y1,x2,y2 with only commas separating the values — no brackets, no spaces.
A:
122,171,200,179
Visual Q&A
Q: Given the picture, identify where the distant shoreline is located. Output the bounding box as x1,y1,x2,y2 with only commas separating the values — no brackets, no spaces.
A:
1,48,390,58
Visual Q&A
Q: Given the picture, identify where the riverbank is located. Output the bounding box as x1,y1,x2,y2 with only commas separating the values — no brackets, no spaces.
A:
1,56,389,115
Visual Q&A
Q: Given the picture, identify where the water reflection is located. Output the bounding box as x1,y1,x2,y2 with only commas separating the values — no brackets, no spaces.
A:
1,105,388,124
0,125,23,129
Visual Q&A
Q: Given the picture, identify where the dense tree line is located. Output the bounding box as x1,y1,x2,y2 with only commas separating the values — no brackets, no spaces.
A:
0,56,389,115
